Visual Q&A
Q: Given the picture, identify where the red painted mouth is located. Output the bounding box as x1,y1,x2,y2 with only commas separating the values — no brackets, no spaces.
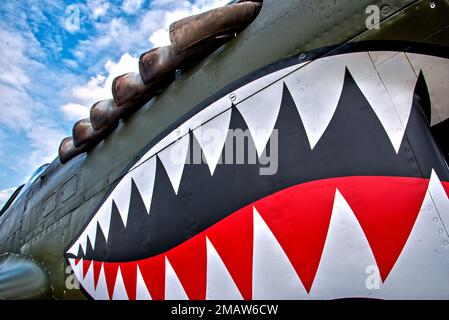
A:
70,175,449,300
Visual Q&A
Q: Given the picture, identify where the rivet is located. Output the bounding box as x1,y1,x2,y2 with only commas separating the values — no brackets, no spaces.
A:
298,52,307,61
381,5,391,15
430,2,436,9
433,217,439,222
439,229,444,234
229,93,237,102
175,127,181,136
444,240,449,246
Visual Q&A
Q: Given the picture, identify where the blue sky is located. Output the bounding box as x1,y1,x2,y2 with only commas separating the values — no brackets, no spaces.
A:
0,0,227,206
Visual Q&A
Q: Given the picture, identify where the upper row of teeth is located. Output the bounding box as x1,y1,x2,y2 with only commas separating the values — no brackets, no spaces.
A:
68,51,449,257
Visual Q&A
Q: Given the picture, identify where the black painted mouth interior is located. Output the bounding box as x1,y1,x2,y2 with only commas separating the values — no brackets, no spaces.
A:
71,67,448,262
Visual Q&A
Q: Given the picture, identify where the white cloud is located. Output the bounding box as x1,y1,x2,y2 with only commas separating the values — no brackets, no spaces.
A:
122,0,145,14
87,0,111,19
0,30,33,128
0,187,17,209
149,28,170,47
61,53,139,120
25,123,67,168
61,103,91,121
0,28,66,182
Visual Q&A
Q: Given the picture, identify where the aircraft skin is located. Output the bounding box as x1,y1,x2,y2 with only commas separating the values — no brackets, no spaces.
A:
0,0,449,300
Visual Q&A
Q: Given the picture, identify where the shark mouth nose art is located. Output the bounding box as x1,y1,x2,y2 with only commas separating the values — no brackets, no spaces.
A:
66,46,449,300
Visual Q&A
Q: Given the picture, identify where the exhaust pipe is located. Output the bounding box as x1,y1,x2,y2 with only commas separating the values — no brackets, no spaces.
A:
59,137,87,164
169,1,262,54
72,118,118,148
111,72,169,107
59,119,119,163
139,35,232,84
90,99,121,131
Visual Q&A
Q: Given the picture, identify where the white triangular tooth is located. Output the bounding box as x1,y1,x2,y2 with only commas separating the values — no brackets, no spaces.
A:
129,156,157,214
96,199,112,242
68,258,78,280
165,257,189,300
79,233,87,255
381,183,449,299
67,242,78,256
237,81,284,157
68,258,76,270
373,53,417,150
71,258,83,283
310,189,380,299
79,261,95,297
348,52,406,153
112,267,129,300
92,263,109,300
252,207,308,299
406,53,449,125
284,55,346,149
85,219,98,249
136,265,152,300
206,237,243,300
111,175,132,227
428,170,449,230
233,64,302,104
193,109,231,175
158,134,190,194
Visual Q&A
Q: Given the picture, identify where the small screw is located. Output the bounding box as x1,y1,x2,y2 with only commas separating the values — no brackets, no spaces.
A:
381,5,391,15
229,93,237,102
430,2,435,9
298,52,307,61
